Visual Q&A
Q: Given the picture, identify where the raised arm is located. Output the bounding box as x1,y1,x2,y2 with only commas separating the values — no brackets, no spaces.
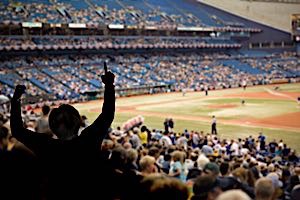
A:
80,63,115,144
10,85,50,153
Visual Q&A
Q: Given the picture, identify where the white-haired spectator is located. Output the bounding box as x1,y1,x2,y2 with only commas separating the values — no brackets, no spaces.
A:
197,153,210,170
216,189,250,200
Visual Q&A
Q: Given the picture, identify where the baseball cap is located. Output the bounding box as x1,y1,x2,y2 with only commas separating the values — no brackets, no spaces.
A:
203,162,220,175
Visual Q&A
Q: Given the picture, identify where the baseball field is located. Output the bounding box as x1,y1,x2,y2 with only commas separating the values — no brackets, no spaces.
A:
74,83,300,152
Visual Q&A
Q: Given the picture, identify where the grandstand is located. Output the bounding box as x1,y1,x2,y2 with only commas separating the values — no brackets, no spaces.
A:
0,1,299,200
0,0,298,100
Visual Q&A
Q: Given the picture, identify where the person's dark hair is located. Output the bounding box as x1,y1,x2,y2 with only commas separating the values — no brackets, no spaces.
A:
220,162,229,176
42,105,50,115
187,168,202,181
148,146,160,158
141,125,147,132
110,146,127,170
164,154,171,161
191,154,198,162
192,175,220,200
48,104,81,139
81,115,87,120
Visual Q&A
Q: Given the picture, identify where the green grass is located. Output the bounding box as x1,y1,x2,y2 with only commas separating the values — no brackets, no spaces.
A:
75,83,300,152
137,97,297,119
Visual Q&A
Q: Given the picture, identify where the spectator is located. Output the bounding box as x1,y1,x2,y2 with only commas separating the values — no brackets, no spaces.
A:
35,104,52,137
255,177,274,200
139,155,157,176
192,174,222,200
216,189,250,200
10,67,115,199
139,125,148,145
203,162,220,178
139,174,189,200
170,150,186,182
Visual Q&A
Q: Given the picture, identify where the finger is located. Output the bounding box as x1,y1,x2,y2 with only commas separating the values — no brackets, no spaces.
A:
104,62,108,74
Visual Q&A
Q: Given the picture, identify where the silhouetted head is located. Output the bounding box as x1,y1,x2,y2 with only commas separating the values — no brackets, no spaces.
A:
42,105,51,116
141,125,147,132
48,104,81,140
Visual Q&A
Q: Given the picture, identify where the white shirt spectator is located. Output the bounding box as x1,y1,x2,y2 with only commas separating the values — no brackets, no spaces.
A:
160,135,172,146
231,142,239,156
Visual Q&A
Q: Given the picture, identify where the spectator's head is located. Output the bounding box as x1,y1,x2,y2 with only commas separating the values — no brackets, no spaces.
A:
255,177,274,200
192,174,222,200
140,174,189,200
172,150,184,163
294,167,300,176
232,167,255,187
216,190,250,200
80,115,88,127
266,172,283,199
48,104,81,140
219,162,229,176
203,162,220,177
148,146,160,159
126,148,138,164
197,154,210,170
266,172,283,189
123,142,132,150
41,105,50,116
101,139,114,151
141,125,147,132
139,155,156,175
110,146,127,170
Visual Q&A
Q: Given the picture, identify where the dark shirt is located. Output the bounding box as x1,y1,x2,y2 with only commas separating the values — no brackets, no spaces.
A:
10,84,115,200
269,142,278,153
258,135,266,142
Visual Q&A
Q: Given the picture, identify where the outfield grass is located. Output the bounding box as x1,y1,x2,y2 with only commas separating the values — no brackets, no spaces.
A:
137,98,297,119
75,83,300,152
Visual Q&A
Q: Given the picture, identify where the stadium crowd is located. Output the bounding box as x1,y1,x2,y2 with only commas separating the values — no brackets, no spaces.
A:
0,1,204,27
0,68,299,199
0,36,239,51
0,52,299,103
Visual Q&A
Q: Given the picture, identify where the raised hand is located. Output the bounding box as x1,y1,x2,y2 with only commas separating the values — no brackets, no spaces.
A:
101,62,115,85
13,85,26,100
